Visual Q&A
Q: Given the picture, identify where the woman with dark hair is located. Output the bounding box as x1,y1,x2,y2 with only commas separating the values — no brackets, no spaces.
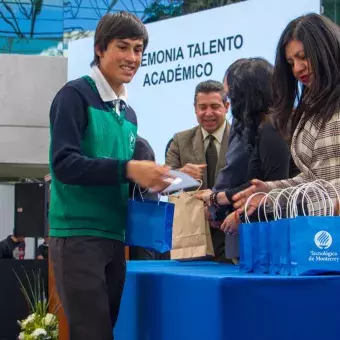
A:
198,57,291,233
233,13,340,216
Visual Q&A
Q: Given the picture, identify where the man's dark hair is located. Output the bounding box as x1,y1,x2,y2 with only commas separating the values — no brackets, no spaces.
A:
91,11,149,66
165,137,174,159
194,80,225,105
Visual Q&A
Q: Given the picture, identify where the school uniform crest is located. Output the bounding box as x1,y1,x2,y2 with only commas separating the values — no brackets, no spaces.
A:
129,131,136,153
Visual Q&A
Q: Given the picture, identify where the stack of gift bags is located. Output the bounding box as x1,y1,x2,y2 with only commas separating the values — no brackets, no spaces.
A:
239,180,340,275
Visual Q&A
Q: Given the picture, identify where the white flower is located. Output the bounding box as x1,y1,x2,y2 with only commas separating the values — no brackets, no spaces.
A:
44,313,56,326
18,332,25,340
26,313,36,323
30,328,47,339
21,313,36,329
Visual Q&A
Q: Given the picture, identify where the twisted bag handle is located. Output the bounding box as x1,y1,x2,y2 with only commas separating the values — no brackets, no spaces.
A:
287,184,316,218
132,183,166,205
300,181,333,216
271,187,296,220
307,179,340,216
132,183,148,202
274,185,308,219
258,192,279,222
243,192,269,224
289,181,334,217
187,179,204,195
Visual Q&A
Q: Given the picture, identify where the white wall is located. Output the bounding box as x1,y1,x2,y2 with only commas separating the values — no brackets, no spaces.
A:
0,184,15,242
0,54,67,168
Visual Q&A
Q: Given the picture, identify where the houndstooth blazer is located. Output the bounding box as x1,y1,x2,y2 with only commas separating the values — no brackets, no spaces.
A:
266,111,340,214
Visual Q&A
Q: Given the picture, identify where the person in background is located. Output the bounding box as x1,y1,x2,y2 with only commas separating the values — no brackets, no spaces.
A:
37,237,49,260
0,235,25,260
205,59,249,262
49,12,171,340
198,58,291,237
211,59,249,211
166,80,230,261
233,13,340,216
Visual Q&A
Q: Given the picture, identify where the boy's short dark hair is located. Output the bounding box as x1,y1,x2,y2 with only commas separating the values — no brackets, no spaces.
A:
91,11,149,66
194,80,225,105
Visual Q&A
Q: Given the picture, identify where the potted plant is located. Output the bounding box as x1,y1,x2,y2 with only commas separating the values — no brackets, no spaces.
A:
14,268,59,339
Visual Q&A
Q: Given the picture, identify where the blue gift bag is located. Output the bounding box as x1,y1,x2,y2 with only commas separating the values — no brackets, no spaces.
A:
278,218,290,275
239,223,245,271
269,220,281,274
239,222,253,273
256,221,270,274
252,222,260,273
126,198,175,253
269,219,290,275
289,216,340,275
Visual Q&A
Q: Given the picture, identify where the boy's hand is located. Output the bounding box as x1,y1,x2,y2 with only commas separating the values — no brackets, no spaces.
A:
127,160,171,191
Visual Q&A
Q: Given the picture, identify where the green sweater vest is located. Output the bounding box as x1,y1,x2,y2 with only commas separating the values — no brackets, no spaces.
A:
49,77,137,241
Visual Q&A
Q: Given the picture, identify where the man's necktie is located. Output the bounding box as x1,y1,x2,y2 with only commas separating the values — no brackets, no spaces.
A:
206,135,218,189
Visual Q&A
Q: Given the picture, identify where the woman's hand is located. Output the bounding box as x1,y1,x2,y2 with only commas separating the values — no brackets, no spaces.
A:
195,189,212,206
196,190,230,207
220,212,239,235
232,179,270,211
203,206,223,228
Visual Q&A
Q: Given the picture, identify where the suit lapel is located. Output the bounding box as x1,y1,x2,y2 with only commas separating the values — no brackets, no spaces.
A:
193,127,208,187
215,123,230,177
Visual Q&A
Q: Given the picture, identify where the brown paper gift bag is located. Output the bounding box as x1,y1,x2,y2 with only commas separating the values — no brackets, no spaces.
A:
169,191,215,260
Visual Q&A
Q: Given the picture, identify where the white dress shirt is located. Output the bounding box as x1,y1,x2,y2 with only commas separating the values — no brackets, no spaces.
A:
201,121,226,155
89,65,128,115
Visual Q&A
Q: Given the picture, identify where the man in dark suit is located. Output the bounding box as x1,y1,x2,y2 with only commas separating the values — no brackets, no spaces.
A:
166,80,230,261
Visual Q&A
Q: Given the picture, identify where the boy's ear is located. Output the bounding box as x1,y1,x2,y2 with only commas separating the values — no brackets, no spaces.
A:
95,44,102,59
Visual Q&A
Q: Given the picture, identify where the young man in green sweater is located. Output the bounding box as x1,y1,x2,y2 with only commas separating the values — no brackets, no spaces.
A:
49,12,170,340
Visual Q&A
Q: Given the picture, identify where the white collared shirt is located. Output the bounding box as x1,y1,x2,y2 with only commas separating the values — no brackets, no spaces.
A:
89,65,128,115
201,121,226,155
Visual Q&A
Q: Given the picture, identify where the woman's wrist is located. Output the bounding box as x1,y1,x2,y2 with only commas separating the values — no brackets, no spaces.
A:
209,192,219,207
217,192,230,205
209,191,230,207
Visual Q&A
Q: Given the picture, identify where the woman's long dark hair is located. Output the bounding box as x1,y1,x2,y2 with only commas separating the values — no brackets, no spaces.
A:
273,13,340,137
226,57,274,152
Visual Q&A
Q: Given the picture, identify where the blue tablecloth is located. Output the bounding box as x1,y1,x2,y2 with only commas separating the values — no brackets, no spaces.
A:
115,261,340,340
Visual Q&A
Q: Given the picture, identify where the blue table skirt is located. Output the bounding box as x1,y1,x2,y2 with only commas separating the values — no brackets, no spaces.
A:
115,261,340,340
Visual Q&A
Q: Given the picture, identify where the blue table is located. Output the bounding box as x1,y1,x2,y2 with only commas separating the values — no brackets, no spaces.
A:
115,261,340,340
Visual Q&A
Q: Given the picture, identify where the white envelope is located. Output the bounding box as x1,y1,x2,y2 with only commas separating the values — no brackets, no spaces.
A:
149,170,200,194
